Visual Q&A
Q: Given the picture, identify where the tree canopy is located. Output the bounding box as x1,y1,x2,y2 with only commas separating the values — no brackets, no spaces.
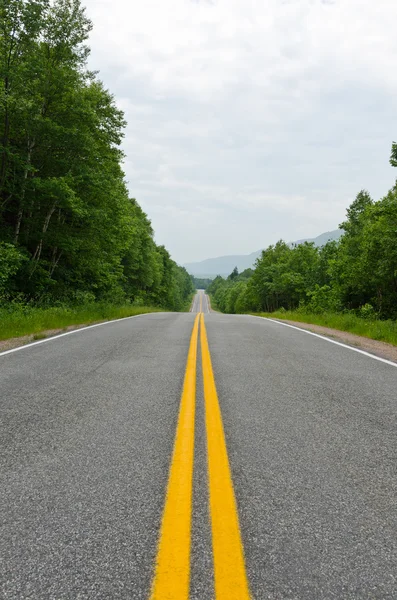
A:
0,0,193,310
208,166,397,320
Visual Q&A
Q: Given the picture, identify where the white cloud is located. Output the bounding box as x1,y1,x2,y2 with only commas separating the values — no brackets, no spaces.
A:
83,0,397,262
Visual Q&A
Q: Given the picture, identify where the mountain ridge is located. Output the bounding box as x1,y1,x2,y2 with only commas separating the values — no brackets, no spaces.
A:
184,230,343,277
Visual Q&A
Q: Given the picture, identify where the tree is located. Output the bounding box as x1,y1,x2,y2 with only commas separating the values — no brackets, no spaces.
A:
390,142,397,168
228,266,239,280
336,190,374,309
0,0,191,309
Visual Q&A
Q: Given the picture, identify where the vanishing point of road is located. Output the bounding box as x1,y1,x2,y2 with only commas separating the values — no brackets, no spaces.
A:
1,290,397,599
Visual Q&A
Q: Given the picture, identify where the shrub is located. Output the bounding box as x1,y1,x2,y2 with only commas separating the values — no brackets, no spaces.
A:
358,303,378,319
0,243,27,299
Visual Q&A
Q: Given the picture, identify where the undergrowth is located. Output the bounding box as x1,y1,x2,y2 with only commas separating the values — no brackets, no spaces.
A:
256,310,397,346
0,303,163,341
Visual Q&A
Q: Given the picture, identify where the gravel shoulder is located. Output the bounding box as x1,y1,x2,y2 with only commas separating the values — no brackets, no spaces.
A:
271,318,397,364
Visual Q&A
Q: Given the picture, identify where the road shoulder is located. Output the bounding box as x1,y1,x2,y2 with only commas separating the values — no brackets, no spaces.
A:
269,318,397,364
0,324,90,354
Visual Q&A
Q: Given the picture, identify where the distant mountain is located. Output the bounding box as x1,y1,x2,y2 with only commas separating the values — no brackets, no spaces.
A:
184,230,343,277
292,230,343,248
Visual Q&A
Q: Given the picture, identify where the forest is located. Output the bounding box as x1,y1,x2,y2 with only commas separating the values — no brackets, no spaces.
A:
0,0,193,327
209,149,397,325
2,0,397,344
190,276,213,290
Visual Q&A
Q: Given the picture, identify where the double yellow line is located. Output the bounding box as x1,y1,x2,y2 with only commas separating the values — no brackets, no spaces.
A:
150,313,251,600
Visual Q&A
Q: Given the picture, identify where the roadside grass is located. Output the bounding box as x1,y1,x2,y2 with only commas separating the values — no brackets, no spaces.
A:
0,303,163,341
32,332,47,340
184,292,196,313
207,295,219,312
255,310,397,346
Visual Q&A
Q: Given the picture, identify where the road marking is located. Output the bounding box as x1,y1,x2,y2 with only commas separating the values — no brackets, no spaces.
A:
249,316,397,369
0,312,166,358
205,294,209,314
200,293,203,313
200,313,251,600
150,313,199,600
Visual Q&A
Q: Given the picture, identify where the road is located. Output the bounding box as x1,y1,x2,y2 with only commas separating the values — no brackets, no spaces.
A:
190,288,210,313
1,290,397,599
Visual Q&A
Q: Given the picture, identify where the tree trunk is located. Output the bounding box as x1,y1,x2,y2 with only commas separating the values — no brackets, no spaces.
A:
31,201,57,264
1,30,17,200
49,248,63,277
14,137,35,244
0,99,10,194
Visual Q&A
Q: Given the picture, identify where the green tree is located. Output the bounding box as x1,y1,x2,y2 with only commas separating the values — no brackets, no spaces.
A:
336,190,374,310
228,266,239,280
0,0,191,310
358,187,397,316
390,141,397,168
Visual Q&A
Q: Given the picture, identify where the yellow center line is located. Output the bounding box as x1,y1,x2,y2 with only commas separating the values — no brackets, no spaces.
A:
150,313,200,600
200,313,251,600
199,293,203,313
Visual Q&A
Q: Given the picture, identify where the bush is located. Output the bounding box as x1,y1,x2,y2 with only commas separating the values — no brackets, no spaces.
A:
304,284,341,314
358,303,378,319
0,243,27,299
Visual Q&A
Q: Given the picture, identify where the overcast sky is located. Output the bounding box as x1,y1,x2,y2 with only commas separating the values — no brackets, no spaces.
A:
83,0,397,264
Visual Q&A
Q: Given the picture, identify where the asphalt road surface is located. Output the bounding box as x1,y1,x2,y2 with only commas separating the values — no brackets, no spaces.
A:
190,289,210,313
1,291,397,599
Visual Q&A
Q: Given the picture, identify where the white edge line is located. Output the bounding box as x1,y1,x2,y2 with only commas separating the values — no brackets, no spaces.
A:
0,311,171,358
248,315,397,369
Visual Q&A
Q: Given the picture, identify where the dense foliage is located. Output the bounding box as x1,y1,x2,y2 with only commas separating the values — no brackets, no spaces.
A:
190,276,213,290
0,0,193,310
209,159,397,320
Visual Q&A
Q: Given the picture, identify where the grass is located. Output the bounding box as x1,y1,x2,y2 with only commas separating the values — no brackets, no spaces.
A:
207,294,219,312
0,303,163,341
32,332,47,340
255,310,397,346
183,292,196,313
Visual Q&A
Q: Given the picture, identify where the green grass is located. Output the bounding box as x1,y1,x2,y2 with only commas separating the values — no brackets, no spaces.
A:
0,303,163,341
183,292,196,313
255,310,397,346
207,294,219,312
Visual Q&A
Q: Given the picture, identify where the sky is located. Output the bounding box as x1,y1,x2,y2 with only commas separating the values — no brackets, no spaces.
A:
83,0,397,264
